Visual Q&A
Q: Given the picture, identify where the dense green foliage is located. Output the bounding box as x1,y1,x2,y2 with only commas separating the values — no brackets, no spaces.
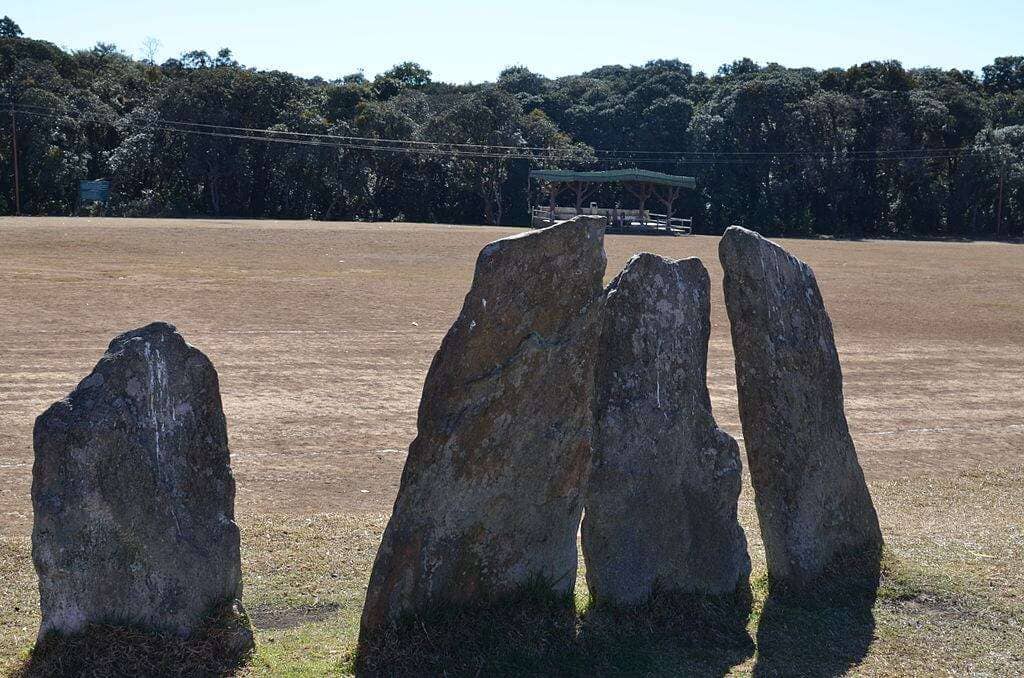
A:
1,19,1022,237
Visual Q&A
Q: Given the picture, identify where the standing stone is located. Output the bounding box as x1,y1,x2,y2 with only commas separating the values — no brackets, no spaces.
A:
719,226,883,588
32,322,248,641
582,253,749,606
360,217,606,639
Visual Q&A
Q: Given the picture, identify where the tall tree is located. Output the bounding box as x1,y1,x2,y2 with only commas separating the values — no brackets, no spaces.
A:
0,34,1019,235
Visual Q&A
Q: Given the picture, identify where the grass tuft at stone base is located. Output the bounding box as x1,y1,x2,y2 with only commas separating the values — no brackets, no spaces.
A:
12,601,254,678
356,580,577,676
357,578,760,676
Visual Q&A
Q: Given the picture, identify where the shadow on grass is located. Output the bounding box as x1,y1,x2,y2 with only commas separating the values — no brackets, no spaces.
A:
752,554,882,678
13,601,254,678
356,581,754,677
356,583,578,677
577,583,755,678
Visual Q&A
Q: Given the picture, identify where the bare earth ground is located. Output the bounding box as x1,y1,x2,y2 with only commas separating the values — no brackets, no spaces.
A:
1,217,1022,675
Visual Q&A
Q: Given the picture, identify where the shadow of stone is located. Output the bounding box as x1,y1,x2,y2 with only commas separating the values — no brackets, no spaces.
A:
355,583,579,677
356,581,755,677
577,584,755,678
753,558,881,678
13,601,254,678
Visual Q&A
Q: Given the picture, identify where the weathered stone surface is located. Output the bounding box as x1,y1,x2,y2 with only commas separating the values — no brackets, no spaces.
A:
360,216,606,638
582,253,749,606
32,322,247,640
719,226,883,587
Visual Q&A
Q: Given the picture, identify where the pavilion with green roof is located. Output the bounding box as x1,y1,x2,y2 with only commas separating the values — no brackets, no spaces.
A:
529,169,697,234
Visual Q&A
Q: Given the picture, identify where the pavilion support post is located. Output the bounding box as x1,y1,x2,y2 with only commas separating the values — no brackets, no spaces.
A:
543,181,573,224
548,181,561,218
573,181,598,214
624,181,655,224
654,185,682,225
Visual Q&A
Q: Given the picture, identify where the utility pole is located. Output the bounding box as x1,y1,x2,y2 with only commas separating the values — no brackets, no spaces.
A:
10,107,20,216
996,161,1005,239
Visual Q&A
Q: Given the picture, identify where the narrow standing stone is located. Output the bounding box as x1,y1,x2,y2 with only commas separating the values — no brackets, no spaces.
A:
32,322,248,641
360,217,606,639
719,226,883,588
582,253,749,606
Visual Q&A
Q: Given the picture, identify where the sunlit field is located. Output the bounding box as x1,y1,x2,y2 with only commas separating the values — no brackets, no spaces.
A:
1,217,1022,674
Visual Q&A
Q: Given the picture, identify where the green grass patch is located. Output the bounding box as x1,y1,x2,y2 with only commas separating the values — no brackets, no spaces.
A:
3,469,1023,675
12,602,253,678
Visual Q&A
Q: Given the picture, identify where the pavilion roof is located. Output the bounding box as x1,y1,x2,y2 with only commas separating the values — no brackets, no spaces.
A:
529,168,696,189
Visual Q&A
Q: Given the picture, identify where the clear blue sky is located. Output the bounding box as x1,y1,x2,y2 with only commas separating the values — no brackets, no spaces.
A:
8,0,1023,82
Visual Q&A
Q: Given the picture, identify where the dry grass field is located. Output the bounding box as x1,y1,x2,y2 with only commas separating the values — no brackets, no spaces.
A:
1,216,1022,675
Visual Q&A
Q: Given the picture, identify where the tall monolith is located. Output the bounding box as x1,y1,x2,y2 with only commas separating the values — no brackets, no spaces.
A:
719,226,882,589
32,322,248,642
360,216,606,640
582,253,750,606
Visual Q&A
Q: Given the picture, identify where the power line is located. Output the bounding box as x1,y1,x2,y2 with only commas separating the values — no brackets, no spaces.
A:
7,107,579,161
8,102,594,156
5,103,1001,166
100,110,1003,159
8,102,993,162
98,115,983,159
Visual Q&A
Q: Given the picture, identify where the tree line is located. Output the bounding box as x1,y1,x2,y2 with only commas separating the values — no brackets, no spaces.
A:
1,16,1022,238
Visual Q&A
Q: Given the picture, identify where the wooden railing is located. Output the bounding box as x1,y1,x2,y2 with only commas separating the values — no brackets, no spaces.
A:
531,207,692,235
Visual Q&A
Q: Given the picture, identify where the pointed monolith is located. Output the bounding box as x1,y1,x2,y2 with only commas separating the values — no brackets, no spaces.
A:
360,217,606,640
582,253,749,606
719,226,882,589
